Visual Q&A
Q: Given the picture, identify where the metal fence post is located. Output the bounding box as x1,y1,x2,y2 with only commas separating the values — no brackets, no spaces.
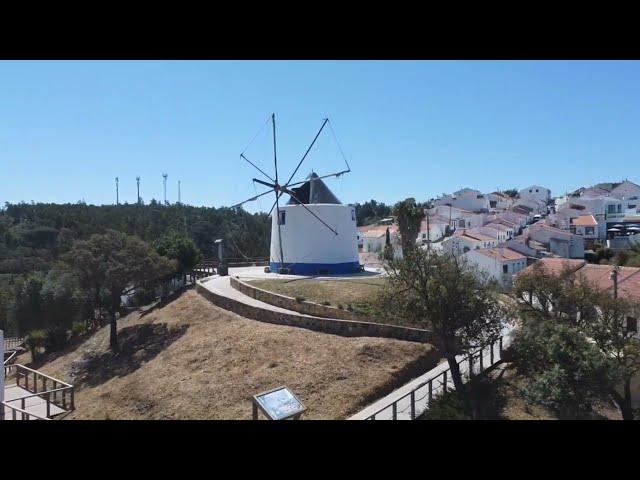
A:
443,371,448,393
499,336,503,355
428,379,433,404
479,347,484,372
469,355,474,378
490,341,494,365
392,402,397,420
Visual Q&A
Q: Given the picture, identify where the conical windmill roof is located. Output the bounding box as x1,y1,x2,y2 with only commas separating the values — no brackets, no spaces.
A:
286,172,341,205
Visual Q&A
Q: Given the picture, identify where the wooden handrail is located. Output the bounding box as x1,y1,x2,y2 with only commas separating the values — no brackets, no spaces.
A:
1,401,50,421
4,364,76,419
364,336,505,420
11,364,73,388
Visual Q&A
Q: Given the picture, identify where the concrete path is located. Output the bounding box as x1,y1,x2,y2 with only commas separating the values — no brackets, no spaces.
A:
199,266,382,320
349,326,513,420
3,384,66,419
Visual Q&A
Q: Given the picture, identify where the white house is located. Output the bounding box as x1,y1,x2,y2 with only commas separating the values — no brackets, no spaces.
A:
610,180,640,201
526,223,585,259
487,192,515,211
569,214,599,241
483,222,515,241
429,205,486,230
359,224,402,259
465,247,528,286
433,188,490,212
514,197,548,215
416,217,448,245
443,230,499,256
498,211,529,229
519,185,551,204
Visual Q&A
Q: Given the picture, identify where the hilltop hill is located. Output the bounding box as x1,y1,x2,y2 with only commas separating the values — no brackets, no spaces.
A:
28,290,437,419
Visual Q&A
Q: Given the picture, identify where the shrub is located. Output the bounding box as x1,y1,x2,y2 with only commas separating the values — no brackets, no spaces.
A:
131,286,158,307
45,326,69,353
295,296,305,303
321,301,331,306
71,321,87,337
25,329,46,362
337,303,344,310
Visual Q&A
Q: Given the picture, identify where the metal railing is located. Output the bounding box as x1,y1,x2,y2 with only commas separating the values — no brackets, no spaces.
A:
4,364,75,418
4,337,24,351
365,336,504,420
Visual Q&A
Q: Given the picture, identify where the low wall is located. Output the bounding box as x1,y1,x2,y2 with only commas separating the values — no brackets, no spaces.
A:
230,276,368,322
196,282,434,344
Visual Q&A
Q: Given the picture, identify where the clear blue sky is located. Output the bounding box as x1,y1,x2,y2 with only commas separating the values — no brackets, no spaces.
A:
2,60,639,212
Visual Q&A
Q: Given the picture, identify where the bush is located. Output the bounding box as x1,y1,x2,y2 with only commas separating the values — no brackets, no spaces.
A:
131,286,158,307
321,301,331,306
45,326,69,353
25,329,46,362
337,303,344,310
295,296,305,303
71,321,87,337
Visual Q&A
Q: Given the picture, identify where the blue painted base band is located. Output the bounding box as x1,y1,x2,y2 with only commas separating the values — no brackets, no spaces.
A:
270,261,361,275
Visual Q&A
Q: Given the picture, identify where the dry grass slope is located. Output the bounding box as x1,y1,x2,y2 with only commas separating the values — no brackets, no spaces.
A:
33,290,436,420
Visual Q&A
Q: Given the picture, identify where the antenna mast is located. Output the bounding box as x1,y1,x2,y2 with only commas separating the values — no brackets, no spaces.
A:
162,173,168,205
115,177,119,205
178,180,181,204
136,176,141,204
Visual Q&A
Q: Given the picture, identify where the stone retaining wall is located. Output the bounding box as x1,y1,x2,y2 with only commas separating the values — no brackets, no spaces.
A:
196,281,433,344
230,276,368,322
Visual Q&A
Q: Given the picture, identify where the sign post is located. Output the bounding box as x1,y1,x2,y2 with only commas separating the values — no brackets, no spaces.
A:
252,386,306,420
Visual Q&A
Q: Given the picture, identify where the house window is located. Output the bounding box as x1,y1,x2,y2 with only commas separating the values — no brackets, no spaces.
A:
278,211,286,225
627,317,638,333
422,233,426,239
629,204,636,209
608,204,616,214
585,227,594,235
617,204,622,213
503,264,508,274
351,209,356,221
529,189,532,193
535,189,539,193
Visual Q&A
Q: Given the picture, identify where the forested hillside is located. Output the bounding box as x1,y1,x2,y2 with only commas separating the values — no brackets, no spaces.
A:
0,201,270,336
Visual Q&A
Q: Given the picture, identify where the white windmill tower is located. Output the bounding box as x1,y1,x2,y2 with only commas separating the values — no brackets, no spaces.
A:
233,114,359,275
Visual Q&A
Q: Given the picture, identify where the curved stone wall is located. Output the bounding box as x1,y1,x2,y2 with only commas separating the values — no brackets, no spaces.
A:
230,276,370,322
196,281,433,344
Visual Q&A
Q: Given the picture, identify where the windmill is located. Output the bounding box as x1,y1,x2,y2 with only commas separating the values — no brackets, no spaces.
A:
232,114,357,275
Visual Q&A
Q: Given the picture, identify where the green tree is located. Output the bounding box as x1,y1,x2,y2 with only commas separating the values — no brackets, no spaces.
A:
393,198,424,256
514,264,640,420
503,189,519,198
378,249,506,418
154,231,203,281
64,230,176,351
13,272,45,335
382,227,394,262
511,320,617,419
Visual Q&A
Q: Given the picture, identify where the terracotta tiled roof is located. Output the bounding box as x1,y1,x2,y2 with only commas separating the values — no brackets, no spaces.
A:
519,258,640,301
571,214,598,226
474,247,526,262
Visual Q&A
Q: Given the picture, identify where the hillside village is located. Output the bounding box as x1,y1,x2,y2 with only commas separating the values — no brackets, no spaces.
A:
358,180,640,291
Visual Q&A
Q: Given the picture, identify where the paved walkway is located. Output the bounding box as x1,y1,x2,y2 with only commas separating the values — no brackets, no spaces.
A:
3,384,65,419
198,266,382,319
349,326,513,420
